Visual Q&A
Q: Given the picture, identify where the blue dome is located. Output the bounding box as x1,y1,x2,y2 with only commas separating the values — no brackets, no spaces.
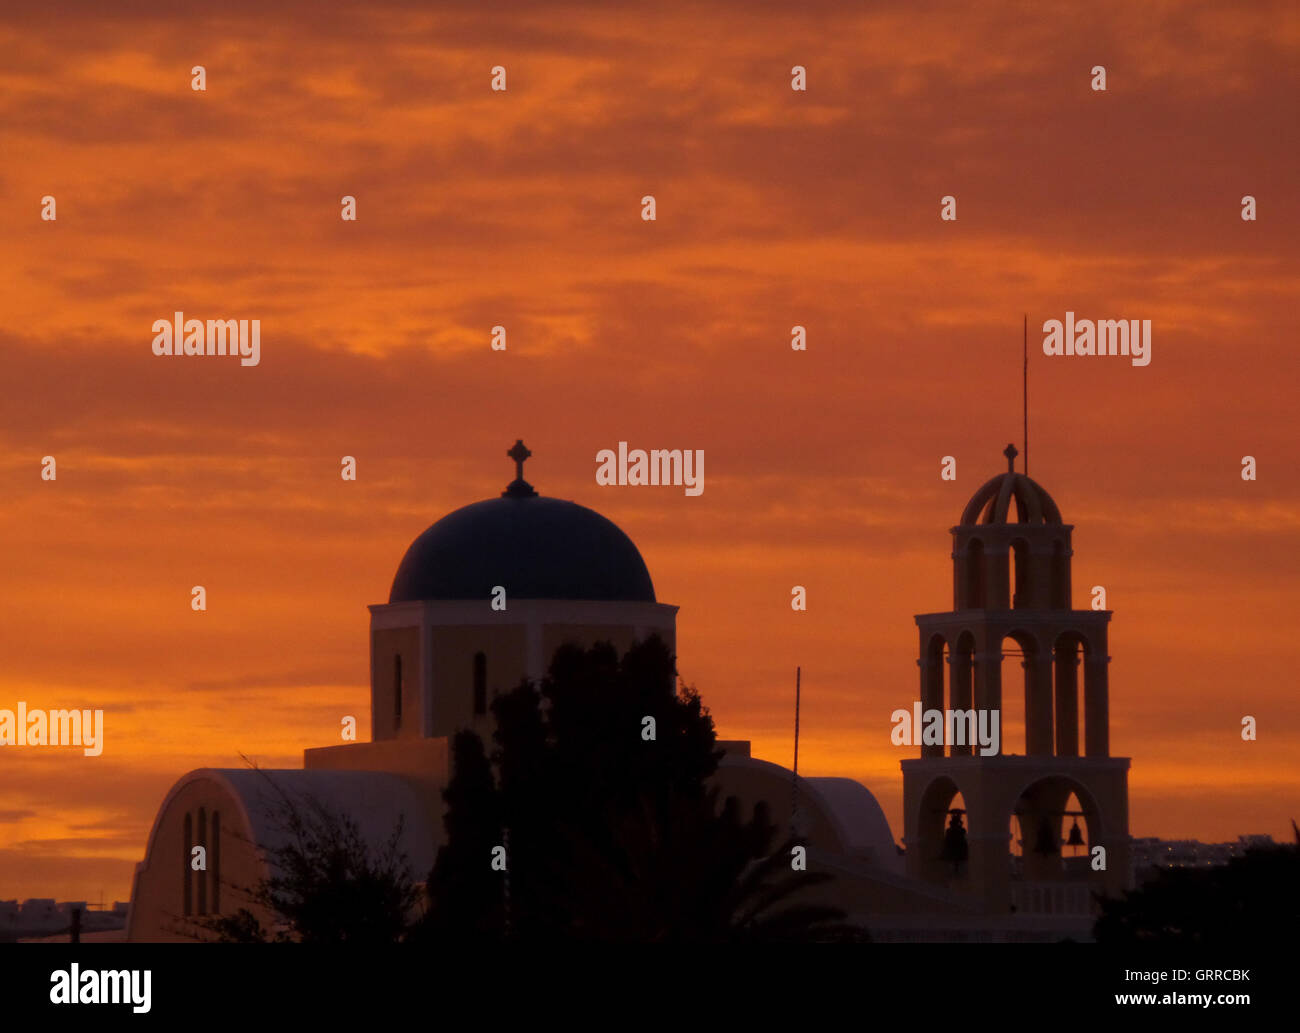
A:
389,494,657,604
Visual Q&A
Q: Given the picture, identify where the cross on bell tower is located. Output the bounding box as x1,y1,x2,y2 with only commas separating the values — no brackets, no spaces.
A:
503,439,538,498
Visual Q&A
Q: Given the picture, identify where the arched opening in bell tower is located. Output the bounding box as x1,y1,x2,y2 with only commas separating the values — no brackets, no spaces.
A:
1008,777,1102,916
947,631,976,756
915,776,970,887
1009,791,1089,862
996,630,1046,756
1010,537,1030,609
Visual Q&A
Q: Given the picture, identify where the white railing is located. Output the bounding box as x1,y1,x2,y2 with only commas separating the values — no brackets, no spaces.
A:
1010,881,1097,915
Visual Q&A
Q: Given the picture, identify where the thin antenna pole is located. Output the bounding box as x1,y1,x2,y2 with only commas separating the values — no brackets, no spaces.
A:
791,666,801,835
1023,313,1029,476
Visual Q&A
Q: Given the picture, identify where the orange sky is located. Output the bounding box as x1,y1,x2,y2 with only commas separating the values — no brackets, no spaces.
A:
1,0,1297,905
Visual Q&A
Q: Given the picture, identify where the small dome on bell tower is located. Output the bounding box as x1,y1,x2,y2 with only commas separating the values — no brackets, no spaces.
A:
959,443,1063,526
951,445,1073,612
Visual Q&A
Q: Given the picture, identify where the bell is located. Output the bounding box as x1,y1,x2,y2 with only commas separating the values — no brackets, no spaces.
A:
939,810,969,871
1066,819,1085,849
1033,816,1060,855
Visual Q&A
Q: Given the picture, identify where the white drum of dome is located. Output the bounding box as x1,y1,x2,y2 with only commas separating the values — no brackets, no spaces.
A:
595,442,704,496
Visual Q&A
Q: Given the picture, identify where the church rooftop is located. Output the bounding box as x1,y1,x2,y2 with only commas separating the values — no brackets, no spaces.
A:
388,441,657,603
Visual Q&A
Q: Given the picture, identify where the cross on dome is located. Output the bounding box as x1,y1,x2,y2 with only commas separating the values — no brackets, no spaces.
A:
508,439,531,478
1004,443,1018,472
503,439,538,497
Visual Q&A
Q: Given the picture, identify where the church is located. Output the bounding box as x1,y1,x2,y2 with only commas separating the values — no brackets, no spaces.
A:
126,441,1132,942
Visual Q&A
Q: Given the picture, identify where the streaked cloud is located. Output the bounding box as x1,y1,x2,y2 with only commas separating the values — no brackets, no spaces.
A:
1,0,1296,902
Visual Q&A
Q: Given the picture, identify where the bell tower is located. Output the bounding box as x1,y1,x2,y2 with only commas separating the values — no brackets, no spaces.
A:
900,445,1132,923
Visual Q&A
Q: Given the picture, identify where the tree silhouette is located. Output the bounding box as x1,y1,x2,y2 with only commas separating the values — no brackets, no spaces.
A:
410,729,503,941
1093,820,1300,943
205,774,419,943
205,639,861,943
420,635,860,941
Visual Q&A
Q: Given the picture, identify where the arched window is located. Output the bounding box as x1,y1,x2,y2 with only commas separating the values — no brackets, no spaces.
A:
1011,539,1029,609
196,807,208,915
394,655,403,724
211,811,221,915
948,633,976,756
474,652,487,716
183,812,193,917
998,632,1043,756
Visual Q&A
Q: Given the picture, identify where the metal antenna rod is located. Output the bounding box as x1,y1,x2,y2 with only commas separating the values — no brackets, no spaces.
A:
1023,313,1029,477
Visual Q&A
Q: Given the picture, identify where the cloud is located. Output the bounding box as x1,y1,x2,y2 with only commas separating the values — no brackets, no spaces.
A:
0,810,38,823
1,0,1297,903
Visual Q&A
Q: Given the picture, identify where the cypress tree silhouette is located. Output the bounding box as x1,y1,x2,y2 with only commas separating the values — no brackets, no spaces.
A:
412,730,503,941
422,635,861,942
